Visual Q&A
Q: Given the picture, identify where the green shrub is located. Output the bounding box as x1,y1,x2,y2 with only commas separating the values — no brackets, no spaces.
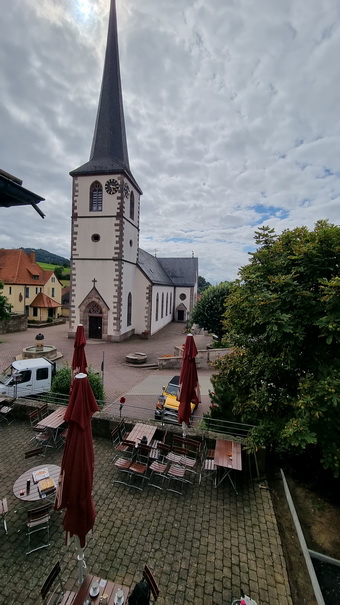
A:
50,365,105,407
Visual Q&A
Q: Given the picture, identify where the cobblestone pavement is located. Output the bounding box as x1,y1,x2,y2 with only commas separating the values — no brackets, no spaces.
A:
0,420,293,605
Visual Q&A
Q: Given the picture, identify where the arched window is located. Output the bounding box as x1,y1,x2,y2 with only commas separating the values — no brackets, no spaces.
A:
90,181,103,212
155,293,159,321
169,292,172,315
127,292,132,326
166,293,168,316
130,191,135,220
161,293,164,319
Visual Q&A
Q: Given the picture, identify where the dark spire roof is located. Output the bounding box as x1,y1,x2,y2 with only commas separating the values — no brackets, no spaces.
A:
70,0,141,193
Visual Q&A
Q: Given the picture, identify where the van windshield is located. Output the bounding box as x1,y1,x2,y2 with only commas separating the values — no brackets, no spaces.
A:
0,365,12,385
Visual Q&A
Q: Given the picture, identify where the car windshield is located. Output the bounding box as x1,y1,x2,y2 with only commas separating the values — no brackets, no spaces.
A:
166,383,179,396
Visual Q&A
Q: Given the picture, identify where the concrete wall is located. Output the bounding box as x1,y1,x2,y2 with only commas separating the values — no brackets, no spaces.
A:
158,347,233,370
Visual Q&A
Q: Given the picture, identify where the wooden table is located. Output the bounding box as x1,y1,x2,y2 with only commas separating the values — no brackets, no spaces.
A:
126,422,157,445
36,406,66,444
13,464,60,502
214,439,242,493
73,574,129,605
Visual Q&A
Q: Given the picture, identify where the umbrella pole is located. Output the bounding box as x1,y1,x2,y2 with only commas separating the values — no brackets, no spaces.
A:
181,421,188,437
76,537,87,585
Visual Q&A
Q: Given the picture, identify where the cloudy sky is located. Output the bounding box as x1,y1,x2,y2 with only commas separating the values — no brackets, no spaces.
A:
1,0,339,284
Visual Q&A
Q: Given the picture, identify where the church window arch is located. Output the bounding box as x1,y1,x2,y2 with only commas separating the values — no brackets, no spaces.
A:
161,293,164,319
156,293,159,321
127,292,132,326
166,293,168,316
130,191,135,220
90,181,103,212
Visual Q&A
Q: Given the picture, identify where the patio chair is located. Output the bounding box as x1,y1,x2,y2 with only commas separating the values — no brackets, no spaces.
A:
143,565,159,602
41,560,75,605
148,459,169,490
32,428,54,451
128,445,150,491
24,447,45,459
0,498,8,535
26,502,51,555
113,441,135,486
166,463,191,495
199,449,217,485
39,403,49,419
118,418,129,441
29,408,41,428
0,398,15,425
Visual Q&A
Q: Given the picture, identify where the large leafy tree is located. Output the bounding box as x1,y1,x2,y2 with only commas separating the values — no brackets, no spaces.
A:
212,221,340,476
198,275,211,294
191,282,232,342
0,281,12,320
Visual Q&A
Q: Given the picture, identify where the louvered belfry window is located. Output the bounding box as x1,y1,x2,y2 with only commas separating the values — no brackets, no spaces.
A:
90,181,103,212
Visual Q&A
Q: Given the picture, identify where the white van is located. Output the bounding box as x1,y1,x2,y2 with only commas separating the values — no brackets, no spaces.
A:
0,358,55,398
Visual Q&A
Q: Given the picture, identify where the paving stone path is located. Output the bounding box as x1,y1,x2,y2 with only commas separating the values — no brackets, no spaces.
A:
0,420,293,605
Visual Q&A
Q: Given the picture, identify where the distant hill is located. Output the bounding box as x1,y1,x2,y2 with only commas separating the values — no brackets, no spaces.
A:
21,248,70,266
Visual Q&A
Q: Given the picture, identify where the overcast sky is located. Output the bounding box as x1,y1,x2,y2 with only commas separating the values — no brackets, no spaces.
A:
1,0,339,284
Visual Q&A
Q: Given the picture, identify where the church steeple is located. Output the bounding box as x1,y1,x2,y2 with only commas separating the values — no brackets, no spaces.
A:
70,0,140,191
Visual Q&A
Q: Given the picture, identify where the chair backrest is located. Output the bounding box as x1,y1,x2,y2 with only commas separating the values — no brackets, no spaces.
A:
39,404,49,419
172,446,188,457
27,503,51,525
143,565,159,601
29,409,41,427
24,447,44,459
137,444,151,464
111,427,121,447
41,561,64,602
118,418,128,439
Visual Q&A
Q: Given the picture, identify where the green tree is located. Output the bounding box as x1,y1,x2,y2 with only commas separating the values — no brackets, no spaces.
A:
198,275,211,294
50,366,105,406
191,282,233,343
0,281,12,320
212,221,340,476
53,266,64,281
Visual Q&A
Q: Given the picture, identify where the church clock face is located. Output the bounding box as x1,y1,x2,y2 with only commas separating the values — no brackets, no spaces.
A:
124,183,130,198
105,178,119,195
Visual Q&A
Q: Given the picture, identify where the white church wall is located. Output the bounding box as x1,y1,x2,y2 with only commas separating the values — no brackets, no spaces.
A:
134,270,150,334
150,285,174,335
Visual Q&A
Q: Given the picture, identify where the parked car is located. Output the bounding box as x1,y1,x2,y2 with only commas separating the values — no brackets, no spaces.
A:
155,375,199,424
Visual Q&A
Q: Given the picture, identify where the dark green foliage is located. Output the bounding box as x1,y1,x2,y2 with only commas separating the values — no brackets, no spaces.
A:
212,221,340,477
50,366,105,407
198,275,211,294
191,282,233,342
0,281,12,320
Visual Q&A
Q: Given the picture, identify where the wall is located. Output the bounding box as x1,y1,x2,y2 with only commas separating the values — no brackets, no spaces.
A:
0,314,27,334
158,347,233,370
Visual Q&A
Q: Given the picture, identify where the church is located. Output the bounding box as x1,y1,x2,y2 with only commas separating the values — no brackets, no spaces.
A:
68,0,198,341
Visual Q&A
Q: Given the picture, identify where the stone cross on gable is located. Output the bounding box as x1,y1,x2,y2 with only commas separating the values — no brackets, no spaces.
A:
92,278,97,288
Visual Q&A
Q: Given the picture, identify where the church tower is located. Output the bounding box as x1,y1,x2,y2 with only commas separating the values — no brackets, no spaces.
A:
69,0,142,341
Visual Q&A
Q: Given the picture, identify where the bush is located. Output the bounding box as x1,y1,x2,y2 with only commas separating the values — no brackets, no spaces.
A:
50,365,105,407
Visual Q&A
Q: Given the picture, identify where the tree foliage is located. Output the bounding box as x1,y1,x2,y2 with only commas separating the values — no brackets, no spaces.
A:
191,282,233,342
212,221,340,477
198,275,211,294
0,281,12,320
50,366,105,406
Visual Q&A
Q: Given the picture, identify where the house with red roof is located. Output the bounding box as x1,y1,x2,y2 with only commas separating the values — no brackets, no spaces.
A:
0,249,62,321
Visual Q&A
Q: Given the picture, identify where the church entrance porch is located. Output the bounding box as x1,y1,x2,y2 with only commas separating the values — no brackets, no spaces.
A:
89,315,102,339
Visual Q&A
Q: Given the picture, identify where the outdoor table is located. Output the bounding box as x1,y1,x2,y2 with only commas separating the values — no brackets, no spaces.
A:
13,463,60,502
72,574,129,605
214,439,242,494
126,422,157,446
36,406,66,444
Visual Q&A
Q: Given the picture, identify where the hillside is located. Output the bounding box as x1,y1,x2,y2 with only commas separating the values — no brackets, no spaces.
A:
21,248,70,266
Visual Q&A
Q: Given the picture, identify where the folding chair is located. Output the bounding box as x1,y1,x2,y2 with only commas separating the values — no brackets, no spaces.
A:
128,445,150,491
39,404,49,419
148,459,169,490
41,560,76,605
143,565,159,602
0,498,8,535
0,399,15,425
29,408,41,428
199,453,217,485
118,418,129,441
24,447,44,460
26,503,51,554
166,463,191,495
113,440,135,486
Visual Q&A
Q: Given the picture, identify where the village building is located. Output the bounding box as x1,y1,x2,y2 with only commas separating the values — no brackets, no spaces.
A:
0,249,62,322
68,0,198,342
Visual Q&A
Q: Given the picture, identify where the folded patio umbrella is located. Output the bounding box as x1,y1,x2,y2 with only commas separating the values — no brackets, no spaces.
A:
177,334,201,435
72,324,88,378
55,373,99,582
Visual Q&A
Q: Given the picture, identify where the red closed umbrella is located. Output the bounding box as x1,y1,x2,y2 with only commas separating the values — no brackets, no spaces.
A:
55,373,99,582
72,324,88,378
177,334,201,434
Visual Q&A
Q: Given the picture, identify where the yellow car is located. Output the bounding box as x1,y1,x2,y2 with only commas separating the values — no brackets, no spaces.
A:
155,375,199,424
